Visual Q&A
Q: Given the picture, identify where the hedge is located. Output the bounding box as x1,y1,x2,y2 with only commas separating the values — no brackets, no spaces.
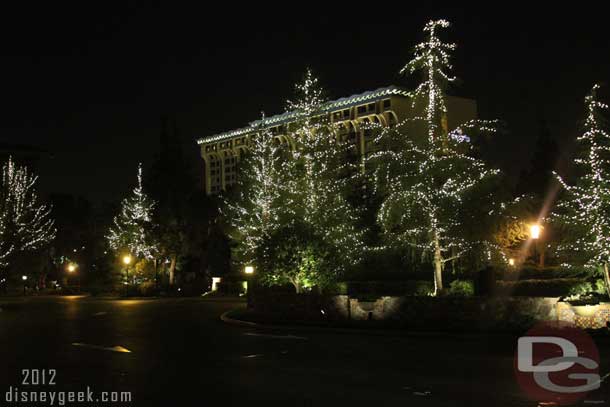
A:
495,278,583,297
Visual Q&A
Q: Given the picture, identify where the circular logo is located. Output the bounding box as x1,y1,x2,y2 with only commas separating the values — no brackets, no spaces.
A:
514,321,600,405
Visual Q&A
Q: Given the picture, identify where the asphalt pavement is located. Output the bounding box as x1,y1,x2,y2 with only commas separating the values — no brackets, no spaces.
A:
1,296,608,406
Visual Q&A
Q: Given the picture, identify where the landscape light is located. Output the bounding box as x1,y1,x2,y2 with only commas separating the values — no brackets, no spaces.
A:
244,266,254,275
123,255,132,265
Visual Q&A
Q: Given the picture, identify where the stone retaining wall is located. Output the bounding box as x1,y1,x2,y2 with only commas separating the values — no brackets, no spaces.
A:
557,301,610,329
250,291,560,330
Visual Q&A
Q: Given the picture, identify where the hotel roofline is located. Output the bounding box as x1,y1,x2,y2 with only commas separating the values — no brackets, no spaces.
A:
196,85,410,145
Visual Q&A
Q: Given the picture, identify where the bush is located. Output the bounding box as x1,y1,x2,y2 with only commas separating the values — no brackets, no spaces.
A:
447,280,475,297
138,281,157,296
498,266,585,281
328,280,434,298
495,278,583,297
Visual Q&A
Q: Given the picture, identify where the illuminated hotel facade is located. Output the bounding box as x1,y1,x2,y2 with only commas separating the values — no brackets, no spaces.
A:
197,86,477,195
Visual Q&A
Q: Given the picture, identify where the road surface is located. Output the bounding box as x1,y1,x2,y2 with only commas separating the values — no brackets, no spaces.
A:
1,296,608,406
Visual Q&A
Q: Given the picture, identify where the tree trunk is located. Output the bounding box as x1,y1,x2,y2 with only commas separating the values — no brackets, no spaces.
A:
168,254,177,287
292,279,302,294
433,232,444,295
603,263,610,299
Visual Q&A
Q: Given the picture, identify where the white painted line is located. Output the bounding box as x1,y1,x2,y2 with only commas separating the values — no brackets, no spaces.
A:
242,354,263,359
72,343,131,353
243,332,308,340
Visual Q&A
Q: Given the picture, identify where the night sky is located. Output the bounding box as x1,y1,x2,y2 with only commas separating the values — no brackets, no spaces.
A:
2,4,609,203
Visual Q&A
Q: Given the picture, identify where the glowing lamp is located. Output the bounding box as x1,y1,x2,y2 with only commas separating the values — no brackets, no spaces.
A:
244,266,254,275
530,224,541,239
508,258,515,266
22,275,28,281
123,255,132,265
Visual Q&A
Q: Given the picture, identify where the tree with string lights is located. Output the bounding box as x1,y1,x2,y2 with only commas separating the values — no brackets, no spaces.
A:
553,85,610,297
370,19,501,295
228,71,363,292
224,118,288,270
0,157,56,272
284,70,364,290
107,164,159,272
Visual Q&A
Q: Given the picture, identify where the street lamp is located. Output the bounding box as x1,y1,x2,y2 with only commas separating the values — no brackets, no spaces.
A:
22,275,27,296
530,224,546,267
244,265,254,275
530,224,541,240
123,254,133,287
66,263,80,292
508,258,515,267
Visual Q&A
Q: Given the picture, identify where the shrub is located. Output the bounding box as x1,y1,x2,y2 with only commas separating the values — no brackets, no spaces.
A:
447,280,475,297
495,278,583,297
330,280,434,298
138,281,157,296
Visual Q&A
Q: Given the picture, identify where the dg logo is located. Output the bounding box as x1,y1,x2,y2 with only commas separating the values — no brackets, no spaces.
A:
514,321,602,405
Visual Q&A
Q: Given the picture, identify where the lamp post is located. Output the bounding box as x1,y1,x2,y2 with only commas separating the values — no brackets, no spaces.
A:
243,265,254,300
22,275,28,296
530,224,544,267
123,255,132,285
66,263,79,292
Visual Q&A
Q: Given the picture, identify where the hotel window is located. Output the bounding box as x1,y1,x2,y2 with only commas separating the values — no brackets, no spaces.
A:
357,105,366,114
343,109,350,118
367,103,375,112
383,99,391,109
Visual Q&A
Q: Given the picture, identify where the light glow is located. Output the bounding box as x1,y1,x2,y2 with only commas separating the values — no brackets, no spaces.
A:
530,224,541,240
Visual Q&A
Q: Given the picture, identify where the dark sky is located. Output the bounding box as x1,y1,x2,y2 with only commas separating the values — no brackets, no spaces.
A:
1,4,609,203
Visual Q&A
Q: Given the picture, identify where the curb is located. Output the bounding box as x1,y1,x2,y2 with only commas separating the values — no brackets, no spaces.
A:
219,308,521,338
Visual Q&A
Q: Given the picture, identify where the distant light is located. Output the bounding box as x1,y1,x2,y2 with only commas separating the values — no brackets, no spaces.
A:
244,266,254,275
530,224,541,239
22,275,27,281
178,288,182,292
123,255,132,265
508,258,515,266
67,263,77,273
212,277,221,291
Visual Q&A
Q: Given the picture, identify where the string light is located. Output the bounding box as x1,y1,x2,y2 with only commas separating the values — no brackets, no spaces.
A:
554,84,610,288
107,163,159,261
369,19,501,295
0,157,56,268
225,69,364,291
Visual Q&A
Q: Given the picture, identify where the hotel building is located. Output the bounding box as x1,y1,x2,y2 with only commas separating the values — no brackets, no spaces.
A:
197,86,476,195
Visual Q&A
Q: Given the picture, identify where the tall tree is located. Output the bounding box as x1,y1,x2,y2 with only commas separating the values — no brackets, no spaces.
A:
553,85,610,296
107,164,159,265
371,20,500,294
145,117,196,286
0,157,55,272
287,70,364,263
224,118,287,269
516,117,559,197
